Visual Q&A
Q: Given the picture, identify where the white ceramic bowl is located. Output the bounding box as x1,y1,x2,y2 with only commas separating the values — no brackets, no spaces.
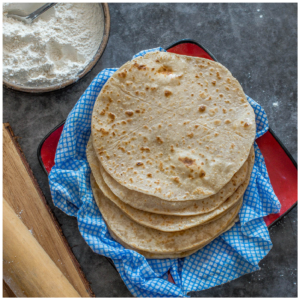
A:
3,3,110,93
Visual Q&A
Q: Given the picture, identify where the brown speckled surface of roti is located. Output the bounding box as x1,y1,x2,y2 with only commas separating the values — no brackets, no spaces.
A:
87,137,253,217
91,51,256,201
87,138,254,232
107,217,238,259
90,174,243,254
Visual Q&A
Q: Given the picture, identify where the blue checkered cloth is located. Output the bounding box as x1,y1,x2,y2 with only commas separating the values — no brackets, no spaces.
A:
49,48,281,297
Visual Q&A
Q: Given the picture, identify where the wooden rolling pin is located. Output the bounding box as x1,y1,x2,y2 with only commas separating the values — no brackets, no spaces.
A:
3,198,80,297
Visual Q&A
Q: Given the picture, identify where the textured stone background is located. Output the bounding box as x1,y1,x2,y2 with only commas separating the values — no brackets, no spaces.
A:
3,3,297,297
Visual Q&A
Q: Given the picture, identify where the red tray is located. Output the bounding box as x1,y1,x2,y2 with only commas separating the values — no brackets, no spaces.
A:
38,39,297,284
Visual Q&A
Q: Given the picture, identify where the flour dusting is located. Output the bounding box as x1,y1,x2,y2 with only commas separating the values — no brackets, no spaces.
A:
3,3,104,87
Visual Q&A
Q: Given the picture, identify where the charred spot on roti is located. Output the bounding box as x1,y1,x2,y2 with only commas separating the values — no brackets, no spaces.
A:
178,157,195,167
156,136,163,144
136,162,143,166
157,65,173,75
118,69,127,78
159,162,164,171
125,111,134,118
199,170,205,178
100,128,109,136
140,147,150,152
118,146,126,152
199,105,206,112
133,62,147,70
164,90,172,97
108,112,115,121
172,176,180,184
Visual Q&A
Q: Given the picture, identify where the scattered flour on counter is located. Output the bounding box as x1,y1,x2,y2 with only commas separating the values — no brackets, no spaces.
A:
17,210,23,219
273,102,279,107
3,3,104,87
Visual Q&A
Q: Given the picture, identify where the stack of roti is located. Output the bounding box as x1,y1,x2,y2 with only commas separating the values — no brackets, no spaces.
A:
87,51,256,259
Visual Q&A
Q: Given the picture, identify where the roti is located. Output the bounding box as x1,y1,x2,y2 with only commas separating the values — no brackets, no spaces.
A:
90,174,242,254
108,217,238,259
91,168,243,232
99,147,250,215
87,137,253,216
87,139,254,231
91,51,256,201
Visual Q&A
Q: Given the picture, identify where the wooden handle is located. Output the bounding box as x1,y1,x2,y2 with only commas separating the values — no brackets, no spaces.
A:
3,198,80,297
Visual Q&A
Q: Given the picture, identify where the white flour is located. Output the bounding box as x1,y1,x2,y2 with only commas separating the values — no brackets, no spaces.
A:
3,3,104,87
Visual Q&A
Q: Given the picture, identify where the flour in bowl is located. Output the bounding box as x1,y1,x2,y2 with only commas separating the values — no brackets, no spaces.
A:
3,3,104,87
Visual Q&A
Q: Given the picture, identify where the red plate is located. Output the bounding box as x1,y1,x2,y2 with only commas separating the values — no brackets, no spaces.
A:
38,39,297,284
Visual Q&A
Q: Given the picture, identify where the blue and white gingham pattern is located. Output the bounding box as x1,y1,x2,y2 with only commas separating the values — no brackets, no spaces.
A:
49,48,281,297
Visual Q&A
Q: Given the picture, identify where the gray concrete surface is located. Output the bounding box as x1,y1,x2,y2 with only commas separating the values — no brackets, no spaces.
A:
3,3,297,297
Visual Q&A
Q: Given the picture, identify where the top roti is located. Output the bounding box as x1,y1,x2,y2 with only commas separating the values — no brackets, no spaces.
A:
92,51,256,201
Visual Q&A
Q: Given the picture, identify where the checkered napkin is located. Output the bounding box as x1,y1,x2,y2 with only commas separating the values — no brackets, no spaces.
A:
49,48,281,297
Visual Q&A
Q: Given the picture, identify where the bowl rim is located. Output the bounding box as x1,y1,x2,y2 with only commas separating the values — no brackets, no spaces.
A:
3,3,111,93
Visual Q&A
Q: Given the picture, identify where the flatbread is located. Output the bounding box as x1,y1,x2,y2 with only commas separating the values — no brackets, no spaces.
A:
99,148,249,215
90,174,242,254
87,139,254,231
87,137,252,216
91,51,256,201
108,217,238,259
87,141,254,216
